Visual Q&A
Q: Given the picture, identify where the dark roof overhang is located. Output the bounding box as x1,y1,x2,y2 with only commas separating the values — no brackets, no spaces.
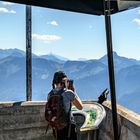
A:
1,0,140,15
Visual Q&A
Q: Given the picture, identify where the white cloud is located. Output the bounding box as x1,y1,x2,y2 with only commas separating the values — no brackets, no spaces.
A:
32,33,62,43
0,7,16,14
2,2,14,5
47,20,58,26
138,9,140,14
133,18,140,26
89,25,93,29
41,74,48,80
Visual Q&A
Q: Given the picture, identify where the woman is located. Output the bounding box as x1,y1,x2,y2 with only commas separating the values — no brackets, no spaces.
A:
51,70,83,140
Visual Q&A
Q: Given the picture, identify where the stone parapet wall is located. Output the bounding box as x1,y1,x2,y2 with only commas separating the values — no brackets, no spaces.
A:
0,101,140,140
0,101,54,140
98,101,140,140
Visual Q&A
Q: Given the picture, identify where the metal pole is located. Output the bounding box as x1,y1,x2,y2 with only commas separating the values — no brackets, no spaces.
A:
104,0,119,140
26,5,32,101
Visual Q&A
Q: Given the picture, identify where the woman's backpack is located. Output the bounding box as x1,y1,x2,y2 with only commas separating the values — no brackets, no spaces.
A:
45,89,70,130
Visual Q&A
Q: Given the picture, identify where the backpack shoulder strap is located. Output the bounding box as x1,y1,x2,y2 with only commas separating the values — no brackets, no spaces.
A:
50,88,65,94
47,89,54,100
47,88,65,100
58,88,65,95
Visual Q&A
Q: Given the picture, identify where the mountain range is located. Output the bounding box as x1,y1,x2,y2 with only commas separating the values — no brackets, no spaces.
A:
0,48,140,114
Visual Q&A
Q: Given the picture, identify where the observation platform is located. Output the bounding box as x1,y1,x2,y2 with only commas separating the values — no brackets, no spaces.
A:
0,100,140,140
0,2,140,140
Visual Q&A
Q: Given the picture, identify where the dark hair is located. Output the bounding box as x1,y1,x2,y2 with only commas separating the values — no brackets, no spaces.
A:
52,71,67,89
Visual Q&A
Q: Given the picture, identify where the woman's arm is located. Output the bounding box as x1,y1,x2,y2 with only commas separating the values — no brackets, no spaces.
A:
72,95,83,110
66,81,83,110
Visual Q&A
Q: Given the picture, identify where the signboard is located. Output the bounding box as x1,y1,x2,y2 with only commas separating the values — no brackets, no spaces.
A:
72,102,106,131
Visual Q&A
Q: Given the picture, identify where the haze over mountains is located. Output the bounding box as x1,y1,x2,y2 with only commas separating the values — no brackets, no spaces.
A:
0,48,140,114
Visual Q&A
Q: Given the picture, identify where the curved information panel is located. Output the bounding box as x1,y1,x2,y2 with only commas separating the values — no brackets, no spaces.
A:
72,102,106,131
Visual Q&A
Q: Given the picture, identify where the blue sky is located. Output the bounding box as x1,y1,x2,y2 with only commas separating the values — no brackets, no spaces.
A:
0,1,140,60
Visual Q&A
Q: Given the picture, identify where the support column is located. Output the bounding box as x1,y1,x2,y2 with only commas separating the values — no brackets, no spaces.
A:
26,5,32,101
104,0,119,139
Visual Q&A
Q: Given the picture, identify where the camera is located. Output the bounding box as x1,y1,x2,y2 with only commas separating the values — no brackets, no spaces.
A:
68,79,74,90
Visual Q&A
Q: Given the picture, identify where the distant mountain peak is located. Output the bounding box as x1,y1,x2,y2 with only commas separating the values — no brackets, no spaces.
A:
113,51,118,56
39,53,69,63
0,48,26,59
100,51,118,59
99,51,139,71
